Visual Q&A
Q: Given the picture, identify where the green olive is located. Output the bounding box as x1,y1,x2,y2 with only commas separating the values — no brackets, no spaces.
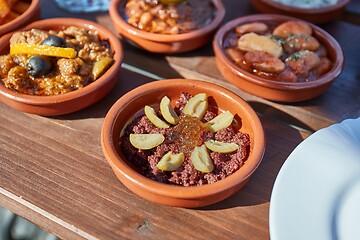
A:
159,0,185,4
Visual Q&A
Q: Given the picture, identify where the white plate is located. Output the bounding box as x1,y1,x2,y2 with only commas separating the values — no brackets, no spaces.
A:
336,177,360,240
269,118,360,240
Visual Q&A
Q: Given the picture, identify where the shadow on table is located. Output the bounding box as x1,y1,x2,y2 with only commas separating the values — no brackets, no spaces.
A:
49,64,181,120
198,102,309,210
249,101,315,133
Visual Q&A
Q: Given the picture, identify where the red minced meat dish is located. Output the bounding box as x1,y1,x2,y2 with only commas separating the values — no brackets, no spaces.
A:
120,92,251,187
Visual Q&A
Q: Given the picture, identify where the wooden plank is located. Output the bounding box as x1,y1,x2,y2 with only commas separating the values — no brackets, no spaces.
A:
0,0,357,239
0,67,310,239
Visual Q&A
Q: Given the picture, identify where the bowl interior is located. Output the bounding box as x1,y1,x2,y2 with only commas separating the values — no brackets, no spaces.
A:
104,80,265,197
109,0,225,42
215,14,344,90
0,18,123,104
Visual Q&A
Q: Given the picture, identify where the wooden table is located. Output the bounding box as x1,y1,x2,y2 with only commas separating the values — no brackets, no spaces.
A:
1,0,360,239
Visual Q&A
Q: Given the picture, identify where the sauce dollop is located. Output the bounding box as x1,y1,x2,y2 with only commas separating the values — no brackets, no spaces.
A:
168,114,207,155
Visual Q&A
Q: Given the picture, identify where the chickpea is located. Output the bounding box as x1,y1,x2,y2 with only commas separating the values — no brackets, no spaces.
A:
152,6,166,19
284,34,320,53
139,1,150,11
235,22,269,35
169,26,180,34
128,15,140,26
138,12,153,30
166,18,177,28
124,0,214,35
152,21,167,33
273,21,312,39
244,51,285,74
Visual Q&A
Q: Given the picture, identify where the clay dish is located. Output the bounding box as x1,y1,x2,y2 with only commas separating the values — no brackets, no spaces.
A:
101,79,265,208
0,0,41,36
213,14,344,102
251,0,350,24
0,18,123,116
109,0,225,53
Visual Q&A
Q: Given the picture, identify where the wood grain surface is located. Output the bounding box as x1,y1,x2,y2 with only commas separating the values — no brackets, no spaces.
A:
1,0,359,239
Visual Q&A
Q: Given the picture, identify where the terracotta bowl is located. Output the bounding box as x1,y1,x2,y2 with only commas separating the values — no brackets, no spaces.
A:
213,14,344,103
0,18,123,116
251,0,350,24
101,79,265,208
109,0,225,53
0,0,41,36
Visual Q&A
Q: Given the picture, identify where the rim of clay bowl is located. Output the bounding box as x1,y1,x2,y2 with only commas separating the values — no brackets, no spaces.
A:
253,0,351,14
213,14,344,91
109,0,225,42
0,18,123,105
101,79,265,199
0,0,40,35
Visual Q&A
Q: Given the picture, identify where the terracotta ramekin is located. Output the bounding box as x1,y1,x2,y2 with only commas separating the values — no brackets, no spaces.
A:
109,0,225,53
0,18,123,116
101,79,265,208
251,0,351,24
213,14,344,103
0,0,41,36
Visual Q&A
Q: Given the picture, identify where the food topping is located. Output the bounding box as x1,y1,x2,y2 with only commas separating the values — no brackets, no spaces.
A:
190,144,214,173
160,96,179,125
157,151,185,171
224,20,332,82
0,27,114,95
205,111,234,132
122,0,215,34
129,133,165,150
10,43,77,58
121,93,251,186
41,35,67,48
170,114,207,155
92,56,114,80
204,139,239,154
145,105,170,128
183,93,208,119
26,55,53,77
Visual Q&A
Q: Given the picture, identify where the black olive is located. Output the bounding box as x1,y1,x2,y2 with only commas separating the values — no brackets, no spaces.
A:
26,55,53,77
41,35,66,48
